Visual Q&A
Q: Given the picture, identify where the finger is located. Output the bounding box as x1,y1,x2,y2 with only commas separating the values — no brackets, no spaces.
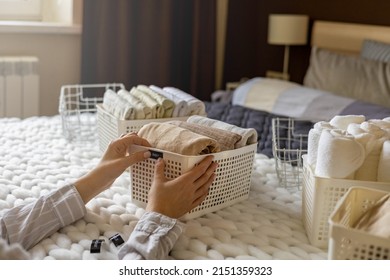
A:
194,161,218,187
119,134,152,148
182,156,214,181
153,157,166,182
195,172,215,198
122,149,151,167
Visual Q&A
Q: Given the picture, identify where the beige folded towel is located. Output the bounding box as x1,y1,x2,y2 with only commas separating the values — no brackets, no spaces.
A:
130,87,164,118
138,85,175,118
163,87,206,116
187,115,258,148
103,89,135,120
149,85,189,117
137,122,221,155
168,120,242,151
117,89,153,119
354,194,390,239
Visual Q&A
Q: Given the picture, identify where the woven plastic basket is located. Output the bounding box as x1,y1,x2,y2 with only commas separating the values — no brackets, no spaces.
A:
128,143,257,220
329,186,390,260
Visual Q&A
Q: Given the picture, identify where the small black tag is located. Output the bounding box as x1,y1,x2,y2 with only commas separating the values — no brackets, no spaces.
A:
90,239,104,253
109,233,125,247
150,150,163,160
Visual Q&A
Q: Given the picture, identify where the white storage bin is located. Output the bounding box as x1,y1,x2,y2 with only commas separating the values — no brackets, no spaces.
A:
329,187,390,260
128,143,257,220
59,83,125,142
302,155,390,248
97,104,189,153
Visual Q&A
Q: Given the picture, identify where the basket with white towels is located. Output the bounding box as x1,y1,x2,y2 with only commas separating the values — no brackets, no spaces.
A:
102,84,206,120
307,115,390,182
137,115,258,156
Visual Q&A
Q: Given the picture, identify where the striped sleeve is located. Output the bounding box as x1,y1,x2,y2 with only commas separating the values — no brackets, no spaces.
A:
0,184,86,250
118,211,184,260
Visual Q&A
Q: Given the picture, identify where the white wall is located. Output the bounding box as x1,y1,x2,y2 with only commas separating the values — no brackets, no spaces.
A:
0,1,83,116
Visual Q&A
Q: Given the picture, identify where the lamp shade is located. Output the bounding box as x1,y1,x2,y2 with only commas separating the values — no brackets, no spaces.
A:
268,14,309,45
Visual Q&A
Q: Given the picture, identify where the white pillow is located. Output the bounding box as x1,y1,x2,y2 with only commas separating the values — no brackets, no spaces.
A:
361,39,390,63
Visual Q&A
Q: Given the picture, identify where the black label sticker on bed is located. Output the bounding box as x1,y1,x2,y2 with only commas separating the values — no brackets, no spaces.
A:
90,239,105,253
109,233,124,247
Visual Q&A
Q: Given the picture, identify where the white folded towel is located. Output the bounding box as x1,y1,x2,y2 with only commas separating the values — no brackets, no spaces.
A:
187,115,257,148
163,87,206,116
307,121,333,168
117,89,152,119
377,140,390,182
329,115,365,130
130,87,164,118
103,89,135,120
149,85,189,117
315,129,365,179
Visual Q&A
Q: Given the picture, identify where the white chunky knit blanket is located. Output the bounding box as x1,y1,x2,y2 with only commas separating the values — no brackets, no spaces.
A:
0,116,327,260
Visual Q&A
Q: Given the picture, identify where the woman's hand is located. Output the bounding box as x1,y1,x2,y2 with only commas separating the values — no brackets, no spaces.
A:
146,155,218,219
74,133,151,203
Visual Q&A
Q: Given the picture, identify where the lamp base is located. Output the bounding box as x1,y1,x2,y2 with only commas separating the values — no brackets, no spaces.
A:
266,70,289,81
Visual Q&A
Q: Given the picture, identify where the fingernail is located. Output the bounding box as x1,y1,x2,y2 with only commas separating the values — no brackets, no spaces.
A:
144,151,151,158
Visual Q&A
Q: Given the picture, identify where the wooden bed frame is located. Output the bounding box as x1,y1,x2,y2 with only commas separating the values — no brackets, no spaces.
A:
311,20,390,55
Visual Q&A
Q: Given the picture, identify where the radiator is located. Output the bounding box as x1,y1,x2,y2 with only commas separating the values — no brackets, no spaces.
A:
0,56,39,118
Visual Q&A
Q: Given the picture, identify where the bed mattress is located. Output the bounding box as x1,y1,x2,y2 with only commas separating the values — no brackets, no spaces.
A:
0,115,327,260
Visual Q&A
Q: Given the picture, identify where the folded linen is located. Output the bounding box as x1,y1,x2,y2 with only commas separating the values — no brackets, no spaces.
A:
137,122,221,155
117,89,153,119
307,121,334,168
378,140,390,182
130,87,164,118
354,193,390,239
149,85,189,117
103,89,135,120
329,115,365,130
315,129,365,179
163,87,206,116
168,120,242,151
137,85,175,118
187,115,258,148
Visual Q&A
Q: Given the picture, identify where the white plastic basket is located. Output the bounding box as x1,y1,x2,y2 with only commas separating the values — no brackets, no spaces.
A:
272,118,310,189
128,143,257,220
59,83,125,142
329,187,390,260
97,104,190,153
302,155,390,248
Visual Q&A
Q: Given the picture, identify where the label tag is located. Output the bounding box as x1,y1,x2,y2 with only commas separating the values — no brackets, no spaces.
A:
90,239,105,253
109,233,125,247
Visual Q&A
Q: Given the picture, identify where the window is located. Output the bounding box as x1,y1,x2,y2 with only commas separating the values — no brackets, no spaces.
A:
0,0,42,21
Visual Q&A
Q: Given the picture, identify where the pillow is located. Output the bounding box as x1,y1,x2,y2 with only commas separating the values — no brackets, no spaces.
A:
361,39,390,62
303,47,390,108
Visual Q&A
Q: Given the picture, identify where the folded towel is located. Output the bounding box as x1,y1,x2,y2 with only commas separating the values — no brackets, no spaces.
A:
307,121,333,168
378,140,390,182
163,87,206,116
130,87,164,118
315,129,365,179
137,122,221,155
168,120,242,151
187,115,258,148
329,115,365,130
355,122,386,181
149,85,189,117
138,85,175,118
117,89,153,119
103,89,135,120
354,193,390,239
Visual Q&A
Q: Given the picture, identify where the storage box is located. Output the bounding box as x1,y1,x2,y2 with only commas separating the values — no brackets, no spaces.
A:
97,104,189,153
272,117,311,189
329,187,390,259
59,83,125,142
128,143,257,220
302,155,390,248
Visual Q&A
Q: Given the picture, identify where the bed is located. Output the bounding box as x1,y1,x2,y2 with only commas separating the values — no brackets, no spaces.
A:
1,20,390,260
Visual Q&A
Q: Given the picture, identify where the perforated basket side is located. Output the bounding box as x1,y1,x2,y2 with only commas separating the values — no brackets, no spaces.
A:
302,156,390,249
129,144,257,220
328,187,390,260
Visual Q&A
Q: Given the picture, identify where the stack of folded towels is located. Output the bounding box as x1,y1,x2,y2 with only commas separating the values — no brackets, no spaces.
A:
307,115,390,182
136,116,258,155
102,85,206,120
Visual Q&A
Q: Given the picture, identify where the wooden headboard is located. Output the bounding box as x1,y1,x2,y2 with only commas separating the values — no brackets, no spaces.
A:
311,21,390,55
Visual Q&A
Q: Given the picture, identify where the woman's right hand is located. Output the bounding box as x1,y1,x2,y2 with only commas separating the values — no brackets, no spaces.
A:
146,155,218,219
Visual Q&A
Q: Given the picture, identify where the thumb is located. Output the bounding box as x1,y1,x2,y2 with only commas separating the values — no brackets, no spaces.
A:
153,158,166,182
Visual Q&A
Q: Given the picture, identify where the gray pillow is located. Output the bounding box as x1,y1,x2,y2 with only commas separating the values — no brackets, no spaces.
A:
361,39,390,63
303,47,390,107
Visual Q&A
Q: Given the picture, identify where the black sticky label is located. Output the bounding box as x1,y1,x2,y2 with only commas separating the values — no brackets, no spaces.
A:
109,233,125,247
90,239,104,253
150,150,163,160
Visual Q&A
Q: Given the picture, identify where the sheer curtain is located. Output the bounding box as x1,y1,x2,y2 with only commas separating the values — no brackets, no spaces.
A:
81,0,216,101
